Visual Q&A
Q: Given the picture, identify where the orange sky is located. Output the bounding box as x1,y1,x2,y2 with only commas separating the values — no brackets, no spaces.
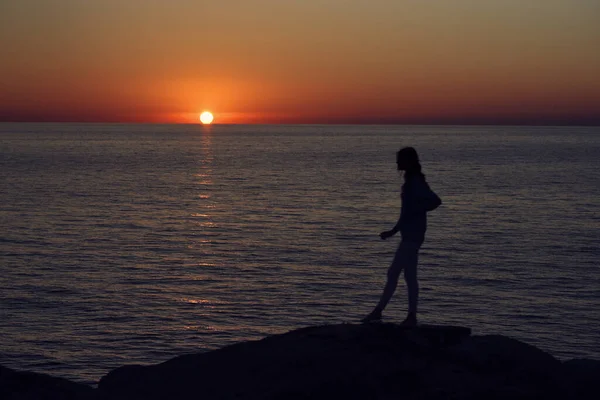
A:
1,0,599,124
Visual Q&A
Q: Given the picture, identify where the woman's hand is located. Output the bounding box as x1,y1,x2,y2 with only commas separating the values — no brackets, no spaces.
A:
380,230,395,240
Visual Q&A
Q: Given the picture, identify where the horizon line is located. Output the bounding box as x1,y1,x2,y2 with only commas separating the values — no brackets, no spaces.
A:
1,121,599,128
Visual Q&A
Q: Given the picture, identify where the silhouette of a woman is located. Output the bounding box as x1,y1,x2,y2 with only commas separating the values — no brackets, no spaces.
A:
362,147,441,326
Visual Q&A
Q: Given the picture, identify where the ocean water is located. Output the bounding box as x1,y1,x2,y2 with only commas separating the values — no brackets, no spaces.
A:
1,123,599,385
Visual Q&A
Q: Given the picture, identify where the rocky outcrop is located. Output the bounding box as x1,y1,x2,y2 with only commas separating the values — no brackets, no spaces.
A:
2,323,599,399
562,358,600,399
0,365,95,400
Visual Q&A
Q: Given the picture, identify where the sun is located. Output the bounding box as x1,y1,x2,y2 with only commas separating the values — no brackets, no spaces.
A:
200,111,214,125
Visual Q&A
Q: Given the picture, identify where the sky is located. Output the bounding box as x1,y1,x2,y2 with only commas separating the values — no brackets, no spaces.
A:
1,0,599,125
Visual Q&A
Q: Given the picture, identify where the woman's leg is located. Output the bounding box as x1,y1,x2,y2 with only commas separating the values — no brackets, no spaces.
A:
361,243,406,322
402,241,421,315
362,240,422,323
375,243,406,311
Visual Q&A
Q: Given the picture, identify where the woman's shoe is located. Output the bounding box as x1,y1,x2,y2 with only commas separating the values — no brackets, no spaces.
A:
361,308,383,323
400,313,417,327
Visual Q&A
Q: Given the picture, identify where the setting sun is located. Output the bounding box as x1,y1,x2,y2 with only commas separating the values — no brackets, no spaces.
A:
200,111,214,125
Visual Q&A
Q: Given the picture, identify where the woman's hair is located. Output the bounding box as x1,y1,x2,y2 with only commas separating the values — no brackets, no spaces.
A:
397,147,425,183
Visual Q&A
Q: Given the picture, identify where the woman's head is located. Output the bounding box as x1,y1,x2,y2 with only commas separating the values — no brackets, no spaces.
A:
397,147,425,184
396,147,420,171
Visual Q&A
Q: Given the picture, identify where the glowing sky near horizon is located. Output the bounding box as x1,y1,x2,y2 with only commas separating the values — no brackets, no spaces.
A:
1,0,599,124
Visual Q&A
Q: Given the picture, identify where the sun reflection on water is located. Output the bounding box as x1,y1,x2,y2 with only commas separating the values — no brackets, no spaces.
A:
192,131,216,231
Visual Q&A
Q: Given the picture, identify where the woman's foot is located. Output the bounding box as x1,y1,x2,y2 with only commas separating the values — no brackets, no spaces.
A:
361,308,383,323
400,312,417,327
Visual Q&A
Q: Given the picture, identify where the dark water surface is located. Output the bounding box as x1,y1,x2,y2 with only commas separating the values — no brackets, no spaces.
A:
1,123,599,384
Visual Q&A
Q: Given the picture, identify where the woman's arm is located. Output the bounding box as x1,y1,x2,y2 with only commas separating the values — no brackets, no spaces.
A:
380,204,404,240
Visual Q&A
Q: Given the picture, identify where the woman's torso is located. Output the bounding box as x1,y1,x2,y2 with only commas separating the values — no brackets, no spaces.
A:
400,177,428,242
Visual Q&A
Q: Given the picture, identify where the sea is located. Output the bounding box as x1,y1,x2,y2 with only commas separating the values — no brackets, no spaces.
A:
1,123,599,385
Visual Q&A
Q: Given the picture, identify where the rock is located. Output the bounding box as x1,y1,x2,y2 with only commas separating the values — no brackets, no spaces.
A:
562,358,600,399
444,334,562,373
4,324,598,399
0,365,95,400
440,334,567,399
96,323,568,399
